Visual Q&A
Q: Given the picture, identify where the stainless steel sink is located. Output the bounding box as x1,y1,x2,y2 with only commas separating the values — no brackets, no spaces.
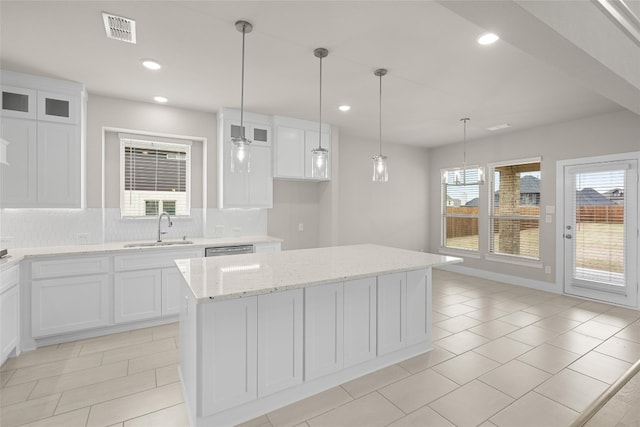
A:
124,240,194,248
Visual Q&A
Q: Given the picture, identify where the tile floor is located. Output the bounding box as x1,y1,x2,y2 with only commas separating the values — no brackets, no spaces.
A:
1,269,640,427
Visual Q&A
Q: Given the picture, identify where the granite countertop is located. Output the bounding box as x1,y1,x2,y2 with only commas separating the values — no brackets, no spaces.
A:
176,244,463,302
0,235,282,271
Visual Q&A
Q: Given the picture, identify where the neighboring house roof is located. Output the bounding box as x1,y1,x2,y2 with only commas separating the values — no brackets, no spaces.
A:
520,175,540,193
576,188,615,205
465,198,479,207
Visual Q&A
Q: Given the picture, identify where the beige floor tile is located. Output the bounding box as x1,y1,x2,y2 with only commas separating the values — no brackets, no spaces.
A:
144,322,179,341
1,369,15,387
506,325,559,346
56,369,156,414
573,320,622,340
434,304,477,317
0,380,36,407
615,320,640,343
1,345,81,372
0,393,60,427
434,331,490,355
293,423,309,427
535,315,570,334
7,353,102,386
557,307,600,322
341,364,409,398
156,363,180,387
594,336,640,363
124,403,189,427
18,408,90,427
547,331,603,355
479,360,551,398
522,303,567,318
568,351,632,384
517,343,581,374
535,369,608,412
575,300,613,313
490,391,578,427
463,297,498,309
498,311,542,327
79,332,154,356
387,406,455,427
237,414,273,427
432,351,500,385
86,381,183,427
379,368,458,413
30,360,127,399
435,315,482,333
465,307,510,322
468,320,519,340
491,300,531,313
432,312,450,323
430,380,513,427
435,294,472,306
128,349,180,374
397,347,455,374
432,326,452,340
478,422,498,427
101,337,176,365
266,386,352,427
473,337,533,364
594,311,639,328
307,392,403,427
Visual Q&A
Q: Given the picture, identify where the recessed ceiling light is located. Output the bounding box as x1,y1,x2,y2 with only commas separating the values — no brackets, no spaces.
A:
477,32,500,45
141,59,162,70
338,105,351,112
486,123,511,131
153,96,168,103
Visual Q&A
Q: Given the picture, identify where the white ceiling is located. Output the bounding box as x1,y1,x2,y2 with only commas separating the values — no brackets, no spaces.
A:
0,1,627,147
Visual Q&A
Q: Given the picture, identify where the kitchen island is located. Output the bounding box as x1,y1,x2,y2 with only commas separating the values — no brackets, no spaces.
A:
176,244,461,427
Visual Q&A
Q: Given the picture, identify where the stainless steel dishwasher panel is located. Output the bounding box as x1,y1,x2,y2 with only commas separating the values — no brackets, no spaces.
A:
204,245,254,257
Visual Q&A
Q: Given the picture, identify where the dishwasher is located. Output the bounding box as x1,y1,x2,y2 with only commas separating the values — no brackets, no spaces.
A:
204,245,254,257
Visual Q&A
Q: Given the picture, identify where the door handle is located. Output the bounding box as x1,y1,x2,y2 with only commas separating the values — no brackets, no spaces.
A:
564,234,572,239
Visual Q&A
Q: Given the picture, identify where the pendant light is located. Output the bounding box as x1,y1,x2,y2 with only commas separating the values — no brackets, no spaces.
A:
311,48,329,180
452,118,485,185
372,68,388,182
230,20,252,173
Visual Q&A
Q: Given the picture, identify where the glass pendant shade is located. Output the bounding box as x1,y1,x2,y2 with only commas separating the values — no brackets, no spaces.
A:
230,137,250,173
372,155,388,182
311,147,329,179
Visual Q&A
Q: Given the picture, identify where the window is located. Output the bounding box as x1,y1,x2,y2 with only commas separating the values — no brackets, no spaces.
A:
489,158,541,260
120,135,191,217
441,167,482,252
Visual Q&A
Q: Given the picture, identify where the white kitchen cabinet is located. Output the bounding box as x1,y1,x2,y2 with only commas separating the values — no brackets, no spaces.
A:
377,272,407,356
273,116,331,181
201,296,257,416
343,277,377,367
257,289,303,397
406,269,430,346
1,265,20,365
218,108,273,209
114,269,162,323
0,70,85,208
32,274,110,337
253,241,282,253
304,282,344,380
161,267,183,316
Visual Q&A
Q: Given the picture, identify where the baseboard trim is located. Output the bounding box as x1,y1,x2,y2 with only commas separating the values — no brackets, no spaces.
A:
436,264,560,294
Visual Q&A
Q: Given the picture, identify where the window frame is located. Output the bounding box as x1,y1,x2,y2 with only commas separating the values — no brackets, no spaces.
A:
119,133,192,218
486,157,543,266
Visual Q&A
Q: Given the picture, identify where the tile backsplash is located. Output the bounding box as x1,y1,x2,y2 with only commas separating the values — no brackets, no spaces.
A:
0,207,268,249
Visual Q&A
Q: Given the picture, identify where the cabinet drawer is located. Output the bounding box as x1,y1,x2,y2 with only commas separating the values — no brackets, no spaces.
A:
0,265,20,293
114,249,203,272
31,256,109,279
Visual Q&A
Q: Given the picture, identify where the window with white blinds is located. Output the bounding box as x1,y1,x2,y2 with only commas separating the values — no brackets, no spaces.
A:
120,136,191,217
489,159,541,260
441,167,481,252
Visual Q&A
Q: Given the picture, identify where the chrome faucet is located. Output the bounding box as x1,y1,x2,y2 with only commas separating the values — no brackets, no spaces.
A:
157,212,173,242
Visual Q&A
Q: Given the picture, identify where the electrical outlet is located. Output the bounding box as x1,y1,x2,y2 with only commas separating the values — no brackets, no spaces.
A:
545,266,551,274
77,233,90,244
298,223,304,231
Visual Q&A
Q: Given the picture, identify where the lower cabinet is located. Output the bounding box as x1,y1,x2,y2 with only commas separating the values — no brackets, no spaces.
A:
344,277,377,367
1,266,20,365
377,272,407,355
32,274,110,337
114,270,162,324
406,269,430,345
161,267,183,316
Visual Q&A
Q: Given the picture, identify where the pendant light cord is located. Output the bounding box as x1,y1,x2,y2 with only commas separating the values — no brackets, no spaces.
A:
318,54,323,149
379,72,383,156
240,24,246,140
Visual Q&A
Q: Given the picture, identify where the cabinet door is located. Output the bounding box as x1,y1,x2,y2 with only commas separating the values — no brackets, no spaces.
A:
377,272,406,356
406,269,430,346
37,90,78,124
161,267,183,316
201,296,257,416
0,117,37,206
344,277,377,367
248,144,273,208
114,270,162,323
304,130,330,179
32,274,110,337
1,286,20,364
304,282,344,380
253,242,281,253
1,85,36,119
257,289,303,397
274,125,305,178
37,122,79,207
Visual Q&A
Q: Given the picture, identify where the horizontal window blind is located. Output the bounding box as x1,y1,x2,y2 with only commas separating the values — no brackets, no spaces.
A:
441,167,481,252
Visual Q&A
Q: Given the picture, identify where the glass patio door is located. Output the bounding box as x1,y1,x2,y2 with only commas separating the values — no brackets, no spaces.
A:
562,157,638,306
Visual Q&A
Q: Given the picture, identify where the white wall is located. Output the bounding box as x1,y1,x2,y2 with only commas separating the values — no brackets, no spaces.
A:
268,180,321,250
428,109,640,290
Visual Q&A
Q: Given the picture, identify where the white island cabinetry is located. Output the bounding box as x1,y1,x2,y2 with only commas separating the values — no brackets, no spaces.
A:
1,265,21,365
177,244,461,426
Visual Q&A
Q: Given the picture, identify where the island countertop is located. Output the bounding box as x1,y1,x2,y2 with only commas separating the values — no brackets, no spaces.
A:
175,244,462,302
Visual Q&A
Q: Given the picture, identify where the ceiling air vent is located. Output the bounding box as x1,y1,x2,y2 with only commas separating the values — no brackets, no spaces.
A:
102,12,136,44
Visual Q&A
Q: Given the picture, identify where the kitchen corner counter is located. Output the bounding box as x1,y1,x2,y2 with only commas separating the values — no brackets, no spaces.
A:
176,244,462,302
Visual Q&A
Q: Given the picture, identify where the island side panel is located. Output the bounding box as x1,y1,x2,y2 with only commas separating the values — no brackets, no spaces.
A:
406,268,431,345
